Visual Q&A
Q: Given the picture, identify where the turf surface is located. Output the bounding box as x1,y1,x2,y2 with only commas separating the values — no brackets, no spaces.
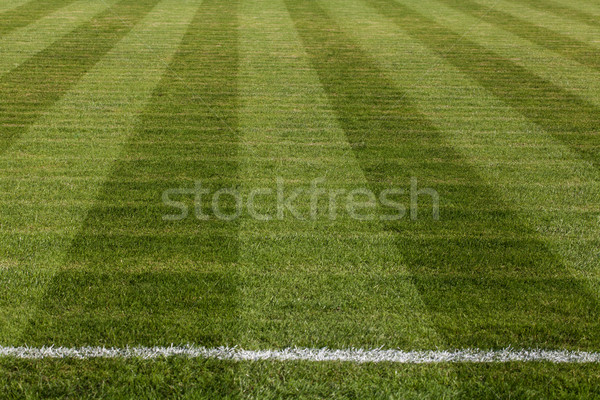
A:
1,0,600,397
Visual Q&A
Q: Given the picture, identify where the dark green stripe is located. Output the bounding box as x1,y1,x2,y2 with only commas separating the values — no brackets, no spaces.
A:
23,0,241,348
286,0,600,349
508,0,600,29
0,0,77,37
366,0,600,171
27,271,236,347
0,0,160,155
439,0,600,71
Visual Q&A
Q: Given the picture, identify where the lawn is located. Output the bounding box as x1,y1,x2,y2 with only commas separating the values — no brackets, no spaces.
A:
1,0,600,397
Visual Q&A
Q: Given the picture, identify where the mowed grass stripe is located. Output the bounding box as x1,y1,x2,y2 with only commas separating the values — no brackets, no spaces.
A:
24,0,241,348
0,0,203,346
286,0,600,349
366,0,600,171
236,0,439,350
0,0,77,37
322,0,600,283
438,0,600,71
0,0,119,79
0,0,161,156
511,0,600,29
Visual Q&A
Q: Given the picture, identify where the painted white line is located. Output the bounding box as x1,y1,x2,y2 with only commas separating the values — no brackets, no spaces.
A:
1,346,600,363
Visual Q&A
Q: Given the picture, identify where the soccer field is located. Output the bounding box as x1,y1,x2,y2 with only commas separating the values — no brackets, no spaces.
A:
1,0,600,397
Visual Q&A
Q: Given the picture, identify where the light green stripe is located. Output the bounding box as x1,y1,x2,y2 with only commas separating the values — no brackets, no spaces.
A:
237,0,439,349
0,0,119,78
321,0,600,280
0,0,203,345
390,0,600,108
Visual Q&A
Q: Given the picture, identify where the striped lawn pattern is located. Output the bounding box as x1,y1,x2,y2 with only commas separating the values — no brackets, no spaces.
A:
511,0,600,29
0,0,77,37
236,0,439,350
0,0,599,397
476,0,600,46
0,0,119,78
0,0,204,345
25,0,241,348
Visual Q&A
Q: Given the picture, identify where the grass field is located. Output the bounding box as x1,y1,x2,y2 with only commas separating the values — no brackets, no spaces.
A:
1,0,600,397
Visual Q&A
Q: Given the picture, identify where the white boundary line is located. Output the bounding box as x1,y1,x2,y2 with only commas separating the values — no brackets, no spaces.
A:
1,346,600,363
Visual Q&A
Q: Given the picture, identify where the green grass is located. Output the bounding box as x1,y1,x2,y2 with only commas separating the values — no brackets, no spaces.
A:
512,0,600,28
439,0,600,70
1,0,600,397
2,359,600,399
0,0,161,154
286,0,600,349
0,0,77,37
24,0,241,348
0,0,120,78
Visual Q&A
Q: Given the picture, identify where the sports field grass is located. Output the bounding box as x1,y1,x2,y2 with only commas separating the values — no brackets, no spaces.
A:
1,0,600,397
